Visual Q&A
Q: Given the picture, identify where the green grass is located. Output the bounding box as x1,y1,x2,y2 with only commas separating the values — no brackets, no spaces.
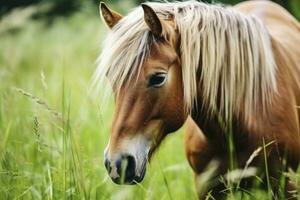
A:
0,4,299,200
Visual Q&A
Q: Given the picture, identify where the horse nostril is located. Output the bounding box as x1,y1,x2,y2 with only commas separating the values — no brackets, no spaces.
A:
114,154,136,183
123,154,136,181
104,158,111,173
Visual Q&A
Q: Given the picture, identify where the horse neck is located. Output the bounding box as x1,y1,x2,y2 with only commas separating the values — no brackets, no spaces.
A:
191,36,300,148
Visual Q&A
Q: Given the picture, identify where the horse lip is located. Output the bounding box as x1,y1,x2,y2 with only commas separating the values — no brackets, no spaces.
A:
111,171,146,185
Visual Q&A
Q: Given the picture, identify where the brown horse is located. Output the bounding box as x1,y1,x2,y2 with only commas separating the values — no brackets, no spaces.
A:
95,0,300,198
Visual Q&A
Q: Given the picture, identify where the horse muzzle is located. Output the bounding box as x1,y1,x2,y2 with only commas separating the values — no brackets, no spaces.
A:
103,132,152,184
104,153,147,185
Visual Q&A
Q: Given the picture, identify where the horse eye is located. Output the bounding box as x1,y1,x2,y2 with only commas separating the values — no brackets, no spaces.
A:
148,73,167,88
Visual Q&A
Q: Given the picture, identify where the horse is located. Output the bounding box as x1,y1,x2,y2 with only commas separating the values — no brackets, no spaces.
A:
94,0,300,198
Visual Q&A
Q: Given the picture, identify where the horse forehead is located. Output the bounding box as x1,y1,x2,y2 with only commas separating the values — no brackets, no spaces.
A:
145,43,177,69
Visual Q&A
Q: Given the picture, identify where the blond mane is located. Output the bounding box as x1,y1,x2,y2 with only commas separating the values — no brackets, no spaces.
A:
93,0,277,121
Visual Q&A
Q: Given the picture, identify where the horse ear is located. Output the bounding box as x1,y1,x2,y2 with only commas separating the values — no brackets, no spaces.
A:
100,2,123,29
141,4,162,36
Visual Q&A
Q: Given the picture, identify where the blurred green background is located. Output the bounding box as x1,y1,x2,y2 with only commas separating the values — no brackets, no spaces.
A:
1,0,300,19
0,0,299,199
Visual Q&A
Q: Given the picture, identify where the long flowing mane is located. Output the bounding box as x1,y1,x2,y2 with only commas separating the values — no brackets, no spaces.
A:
94,0,277,121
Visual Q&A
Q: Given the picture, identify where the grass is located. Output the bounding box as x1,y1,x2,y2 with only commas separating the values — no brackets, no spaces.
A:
0,3,299,200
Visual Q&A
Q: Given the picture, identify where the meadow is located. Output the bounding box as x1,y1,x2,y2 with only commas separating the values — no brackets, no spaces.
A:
0,2,299,200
